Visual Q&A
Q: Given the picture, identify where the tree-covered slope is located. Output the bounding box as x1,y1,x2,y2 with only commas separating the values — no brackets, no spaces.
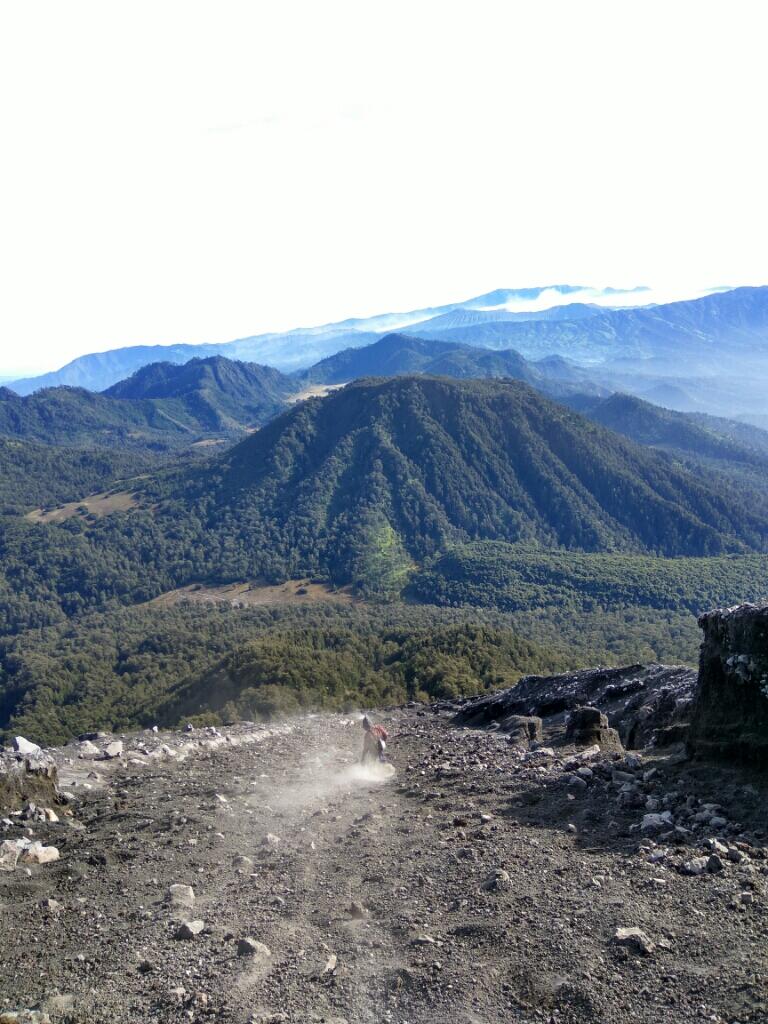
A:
296,332,596,393
0,357,292,449
567,393,768,466
104,356,292,429
180,376,768,575
2,376,767,637
0,438,161,514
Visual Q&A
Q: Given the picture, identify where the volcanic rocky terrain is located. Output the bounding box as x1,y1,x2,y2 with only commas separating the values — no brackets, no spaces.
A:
1,605,767,1024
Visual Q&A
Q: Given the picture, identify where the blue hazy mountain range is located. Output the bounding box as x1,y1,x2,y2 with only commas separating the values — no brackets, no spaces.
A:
4,284,651,393
7,285,768,423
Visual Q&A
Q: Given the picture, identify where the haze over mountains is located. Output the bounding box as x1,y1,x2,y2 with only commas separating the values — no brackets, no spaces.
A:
9,284,767,424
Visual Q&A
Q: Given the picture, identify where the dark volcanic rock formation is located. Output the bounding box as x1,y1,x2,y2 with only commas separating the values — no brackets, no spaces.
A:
564,706,623,752
453,663,696,749
688,603,768,766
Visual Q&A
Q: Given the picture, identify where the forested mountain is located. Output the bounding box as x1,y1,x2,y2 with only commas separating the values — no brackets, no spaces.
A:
183,377,768,574
103,356,292,429
297,332,600,395
568,393,768,465
0,357,292,449
4,376,768,641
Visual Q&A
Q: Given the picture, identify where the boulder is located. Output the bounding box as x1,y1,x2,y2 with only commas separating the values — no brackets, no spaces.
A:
0,839,20,872
452,664,696,750
20,841,60,865
0,757,60,816
103,741,124,760
565,706,623,752
175,920,205,940
503,715,543,747
167,884,195,909
236,937,271,958
688,604,768,767
481,868,512,893
12,737,42,756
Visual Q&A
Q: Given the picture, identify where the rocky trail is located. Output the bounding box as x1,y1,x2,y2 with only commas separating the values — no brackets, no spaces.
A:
2,700,768,1024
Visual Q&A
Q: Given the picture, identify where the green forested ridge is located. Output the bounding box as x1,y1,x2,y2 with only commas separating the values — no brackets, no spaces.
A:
1,376,767,635
0,357,292,449
1,375,767,744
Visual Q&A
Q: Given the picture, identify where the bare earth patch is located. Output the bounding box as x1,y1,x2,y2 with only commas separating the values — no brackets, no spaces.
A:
26,489,139,524
286,383,347,404
149,579,358,608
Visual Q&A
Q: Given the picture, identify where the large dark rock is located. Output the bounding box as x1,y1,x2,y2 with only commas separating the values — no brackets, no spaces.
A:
453,664,696,749
688,603,768,767
504,715,543,747
565,706,623,752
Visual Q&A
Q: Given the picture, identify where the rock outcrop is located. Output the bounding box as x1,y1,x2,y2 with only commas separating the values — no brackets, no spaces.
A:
688,603,768,767
0,749,61,815
564,706,623,752
453,663,696,749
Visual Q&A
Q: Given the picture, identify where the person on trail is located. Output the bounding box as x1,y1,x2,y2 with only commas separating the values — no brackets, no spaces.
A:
361,715,388,764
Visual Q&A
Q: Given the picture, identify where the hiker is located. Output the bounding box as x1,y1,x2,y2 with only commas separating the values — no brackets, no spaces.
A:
361,715,388,763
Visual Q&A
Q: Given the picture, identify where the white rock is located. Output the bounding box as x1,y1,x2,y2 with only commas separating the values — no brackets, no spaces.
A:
614,926,655,955
20,841,60,865
0,839,21,872
13,736,41,756
175,920,205,939
168,884,195,909
681,856,709,876
641,812,674,833
236,937,271,958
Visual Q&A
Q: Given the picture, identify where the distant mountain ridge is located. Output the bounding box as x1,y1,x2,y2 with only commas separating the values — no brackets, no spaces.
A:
3,284,646,394
296,332,603,398
8,285,768,425
0,356,293,448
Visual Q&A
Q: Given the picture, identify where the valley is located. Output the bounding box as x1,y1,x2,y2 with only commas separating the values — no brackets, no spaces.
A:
1,354,767,747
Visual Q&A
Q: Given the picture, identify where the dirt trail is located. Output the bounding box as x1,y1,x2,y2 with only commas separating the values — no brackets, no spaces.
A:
1,711,768,1023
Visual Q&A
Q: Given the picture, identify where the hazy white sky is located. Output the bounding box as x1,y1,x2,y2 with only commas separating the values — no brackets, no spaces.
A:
1,0,766,374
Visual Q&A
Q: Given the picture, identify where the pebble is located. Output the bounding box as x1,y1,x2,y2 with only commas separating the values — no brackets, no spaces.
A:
614,927,655,955
481,868,512,892
237,937,271,958
167,884,195,909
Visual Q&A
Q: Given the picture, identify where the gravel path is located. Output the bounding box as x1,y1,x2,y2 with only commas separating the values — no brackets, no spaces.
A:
1,711,767,1023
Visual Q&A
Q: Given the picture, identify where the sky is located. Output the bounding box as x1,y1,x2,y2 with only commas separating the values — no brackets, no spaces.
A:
1,1,766,376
